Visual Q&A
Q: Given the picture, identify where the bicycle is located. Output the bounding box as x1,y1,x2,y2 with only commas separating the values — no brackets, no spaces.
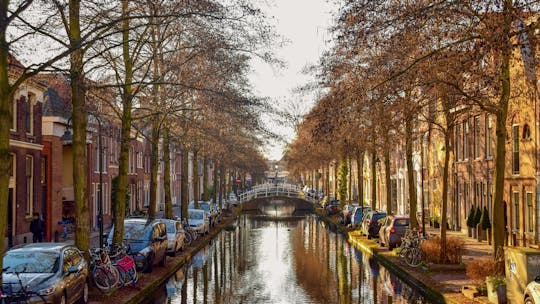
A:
89,247,120,293
181,218,198,243
109,244,138,287
397,228,427,267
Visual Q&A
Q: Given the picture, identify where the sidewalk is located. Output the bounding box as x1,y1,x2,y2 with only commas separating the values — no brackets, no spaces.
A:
319,211,493,303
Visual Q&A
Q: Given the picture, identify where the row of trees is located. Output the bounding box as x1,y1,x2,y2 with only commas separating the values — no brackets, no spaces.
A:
0,0,275,282
286,0,539,271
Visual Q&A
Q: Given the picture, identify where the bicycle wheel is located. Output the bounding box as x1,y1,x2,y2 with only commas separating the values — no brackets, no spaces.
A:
405,247,423,267
93,265,120,293
93,267,115,293
184,231,192,245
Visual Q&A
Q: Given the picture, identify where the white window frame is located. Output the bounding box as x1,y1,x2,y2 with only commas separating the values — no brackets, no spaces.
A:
26,93,35,135
25,155,33,216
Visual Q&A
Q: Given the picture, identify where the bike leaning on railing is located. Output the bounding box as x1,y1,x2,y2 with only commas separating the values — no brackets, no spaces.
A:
181,218,198,243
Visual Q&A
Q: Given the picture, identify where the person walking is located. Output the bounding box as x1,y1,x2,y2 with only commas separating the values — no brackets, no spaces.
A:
30,212,44,243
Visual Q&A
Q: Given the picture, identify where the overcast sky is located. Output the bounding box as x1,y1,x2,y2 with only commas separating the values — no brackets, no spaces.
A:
250,0,337,161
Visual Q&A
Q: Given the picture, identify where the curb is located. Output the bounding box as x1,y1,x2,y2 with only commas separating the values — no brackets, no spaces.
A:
315,211,446,304
88,213,239,304
126,215,238,304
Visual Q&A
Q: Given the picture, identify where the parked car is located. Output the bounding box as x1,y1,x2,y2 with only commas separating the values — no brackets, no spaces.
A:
340,203,359,225
351,206,372,228
188,209,210,235
161,219,186,256
189,201,216,227
361,211,387,239
2,243,89,304
107,218,168,273
325,200,341,215
525,276,540,304
379,215,410,249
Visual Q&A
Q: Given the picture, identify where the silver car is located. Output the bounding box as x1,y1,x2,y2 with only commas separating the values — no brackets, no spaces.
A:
162,219,186,256
188,209,210,235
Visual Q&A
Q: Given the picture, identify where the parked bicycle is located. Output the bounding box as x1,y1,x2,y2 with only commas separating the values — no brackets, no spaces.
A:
109,244,138,287
397,228,428,267
89,247,120,293
181,218,198,243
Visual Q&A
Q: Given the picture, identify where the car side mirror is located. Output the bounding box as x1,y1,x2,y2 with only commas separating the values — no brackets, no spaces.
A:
67,266,79,274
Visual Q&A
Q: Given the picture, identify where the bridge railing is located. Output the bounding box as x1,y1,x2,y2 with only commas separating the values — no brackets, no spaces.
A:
239,183,308,202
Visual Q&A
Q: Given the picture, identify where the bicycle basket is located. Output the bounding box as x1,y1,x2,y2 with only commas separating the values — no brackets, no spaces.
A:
117,255,135,270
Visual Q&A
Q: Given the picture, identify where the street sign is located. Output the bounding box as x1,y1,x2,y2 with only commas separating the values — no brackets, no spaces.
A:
236,178,241,184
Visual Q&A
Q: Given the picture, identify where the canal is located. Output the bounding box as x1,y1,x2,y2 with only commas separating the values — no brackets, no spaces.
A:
146,214,428,304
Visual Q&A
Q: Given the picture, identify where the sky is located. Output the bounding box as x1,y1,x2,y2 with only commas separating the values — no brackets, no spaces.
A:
249,0,337,161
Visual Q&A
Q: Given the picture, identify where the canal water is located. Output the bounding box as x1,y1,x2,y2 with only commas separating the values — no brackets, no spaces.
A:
146,214,428,304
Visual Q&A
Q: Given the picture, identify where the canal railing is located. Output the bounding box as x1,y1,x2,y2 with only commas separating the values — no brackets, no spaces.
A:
238,183,316,203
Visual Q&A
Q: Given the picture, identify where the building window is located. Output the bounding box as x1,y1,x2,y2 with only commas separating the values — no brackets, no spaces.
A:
464,119,470,159
527,192,533,232
485,115,492,158
513,191,520,230
456,123,462,161
11,99,16,131
512,125,520,174
26,93,35,134
137,152,143,169
523,124,531,140
25,155,33,216
474,116,480,159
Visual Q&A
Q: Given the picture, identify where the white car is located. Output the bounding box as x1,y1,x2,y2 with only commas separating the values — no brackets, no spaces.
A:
162,219,186,256
525,276,540,304
188,209,210,235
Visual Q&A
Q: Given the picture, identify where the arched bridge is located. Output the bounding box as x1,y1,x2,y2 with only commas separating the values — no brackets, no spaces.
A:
238,183,310,203
238,183,315,217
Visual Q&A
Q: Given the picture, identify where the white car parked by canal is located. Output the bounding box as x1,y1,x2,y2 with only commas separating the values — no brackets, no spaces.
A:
161,219,186,256
188,209,210,235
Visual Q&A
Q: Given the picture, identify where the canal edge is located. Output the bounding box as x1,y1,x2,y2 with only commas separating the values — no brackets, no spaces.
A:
315,212,447,304
122,213,240,304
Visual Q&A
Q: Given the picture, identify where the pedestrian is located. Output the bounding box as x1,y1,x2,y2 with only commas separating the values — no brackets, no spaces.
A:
30,212,44,243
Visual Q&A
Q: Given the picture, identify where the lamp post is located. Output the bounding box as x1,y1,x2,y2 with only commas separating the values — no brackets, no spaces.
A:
420,132,427,237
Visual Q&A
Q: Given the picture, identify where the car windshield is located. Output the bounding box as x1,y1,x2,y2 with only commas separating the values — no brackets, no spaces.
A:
394,219,409,226
189,211,203,220
198,204,210,212
123,223,148,240
373,213,387,221
4,251,59,273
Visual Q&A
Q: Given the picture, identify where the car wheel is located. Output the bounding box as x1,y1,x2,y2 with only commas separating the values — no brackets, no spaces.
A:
171,244,177,257
389,243,394,250
159,253,167,267
525,297,534,304
76,281,89,304
367,235,372,240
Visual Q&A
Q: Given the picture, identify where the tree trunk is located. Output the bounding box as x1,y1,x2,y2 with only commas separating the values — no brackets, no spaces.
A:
492,2,512,273
385,147,392,215
357,150,364,205
406,118,418,228
148,118,159,220
203,156,209,201
181,149,189,220
326,163,331,196
193,149,199,207
69,0,90,254
113,0,132,246
440,129,451,263
163,128,172,219
371,151,377,210
348,157,353,201
333,162,338,197
0,2,14,281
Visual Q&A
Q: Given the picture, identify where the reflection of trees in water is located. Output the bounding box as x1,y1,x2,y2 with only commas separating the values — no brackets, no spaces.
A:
291,217,338,303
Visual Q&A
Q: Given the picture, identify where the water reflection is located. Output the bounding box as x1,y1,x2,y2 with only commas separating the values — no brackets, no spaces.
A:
147,215,428,304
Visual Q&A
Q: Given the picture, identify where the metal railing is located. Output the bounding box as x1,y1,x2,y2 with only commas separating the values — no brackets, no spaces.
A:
238,183,306,202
